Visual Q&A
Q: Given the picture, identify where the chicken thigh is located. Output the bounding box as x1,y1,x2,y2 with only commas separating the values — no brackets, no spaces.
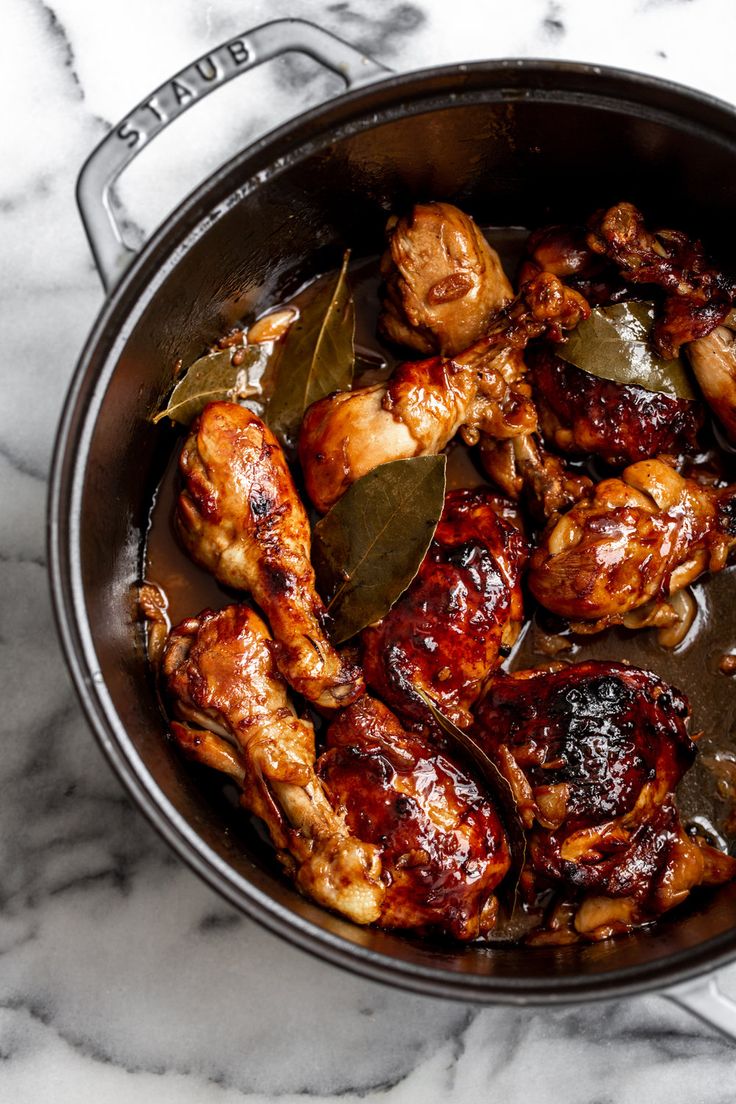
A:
377,203,595,513
474,661,736,939
521,211,704,467
362,488,527,728
319,695,511,940
528,457,736,633
529,346,703,467
176,401,363,708
526,203,736,458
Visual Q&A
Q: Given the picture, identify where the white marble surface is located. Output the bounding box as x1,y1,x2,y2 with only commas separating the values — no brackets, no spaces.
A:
4,0,736,1100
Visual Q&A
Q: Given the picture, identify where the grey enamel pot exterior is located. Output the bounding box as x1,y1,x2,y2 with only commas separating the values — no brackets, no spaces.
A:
48,18,736,1028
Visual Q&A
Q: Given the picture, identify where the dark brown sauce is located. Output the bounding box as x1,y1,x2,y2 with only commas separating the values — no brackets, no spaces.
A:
144,232,736,943
146,448,226,626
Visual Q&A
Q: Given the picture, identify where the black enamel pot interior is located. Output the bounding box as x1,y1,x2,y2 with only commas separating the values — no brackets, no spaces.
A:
49,33,736,1003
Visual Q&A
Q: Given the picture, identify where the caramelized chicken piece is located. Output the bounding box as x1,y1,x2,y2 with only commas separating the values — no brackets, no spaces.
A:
300,273,588,513
587,201,736,357
528,457,736,632
362,488,527,728
176,402,362,708
478,432,592,522
162,605,384,924
299,347,531,516
529,346,703,466
318,696,511,940
687,325,736,445
379,201,514,356
521,214,705,468
474,662,736,938
477,663,694,835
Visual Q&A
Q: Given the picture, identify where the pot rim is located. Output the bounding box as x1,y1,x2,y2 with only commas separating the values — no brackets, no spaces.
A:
49,55,736,1004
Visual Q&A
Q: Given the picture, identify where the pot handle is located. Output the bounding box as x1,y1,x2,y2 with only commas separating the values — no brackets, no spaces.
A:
77,18,390,292
665,972,736,1042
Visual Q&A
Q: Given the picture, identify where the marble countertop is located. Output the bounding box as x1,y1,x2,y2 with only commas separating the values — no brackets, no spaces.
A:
4,0,736,1100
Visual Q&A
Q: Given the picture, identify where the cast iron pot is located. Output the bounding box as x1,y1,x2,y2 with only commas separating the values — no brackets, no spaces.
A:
48,17,736,1031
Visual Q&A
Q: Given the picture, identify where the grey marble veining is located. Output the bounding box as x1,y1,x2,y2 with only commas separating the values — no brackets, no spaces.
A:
3,0,736,1100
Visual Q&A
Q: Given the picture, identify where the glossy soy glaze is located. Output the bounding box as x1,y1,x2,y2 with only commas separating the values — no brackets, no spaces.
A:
144,231,736,946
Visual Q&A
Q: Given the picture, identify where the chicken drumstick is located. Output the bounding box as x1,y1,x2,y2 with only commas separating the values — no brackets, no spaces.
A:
163,606,511,939
177,401,363,708
162,604,384,924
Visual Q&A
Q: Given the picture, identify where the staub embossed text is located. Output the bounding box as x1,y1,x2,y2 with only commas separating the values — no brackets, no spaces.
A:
116,39,250,149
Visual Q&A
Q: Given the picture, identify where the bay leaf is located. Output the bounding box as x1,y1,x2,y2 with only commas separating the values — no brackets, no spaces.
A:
153,344,265,425
557,300,697,400
266,251,355,445
313,455,446,644
415,687,527,903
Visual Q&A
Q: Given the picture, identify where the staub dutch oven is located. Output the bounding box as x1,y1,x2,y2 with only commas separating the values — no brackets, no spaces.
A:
49,17,736,1031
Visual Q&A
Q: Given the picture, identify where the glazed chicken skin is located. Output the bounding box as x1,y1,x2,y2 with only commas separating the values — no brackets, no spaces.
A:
362,488,527,728
528,457,736,633
529,347,703,467
474,662,736,939
176,401,362,708
587,201,736,358
379,201,514,356
524,203,736,459
299,272,588,514
150,201,736,951
318,696,511,940
162,604,384,925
